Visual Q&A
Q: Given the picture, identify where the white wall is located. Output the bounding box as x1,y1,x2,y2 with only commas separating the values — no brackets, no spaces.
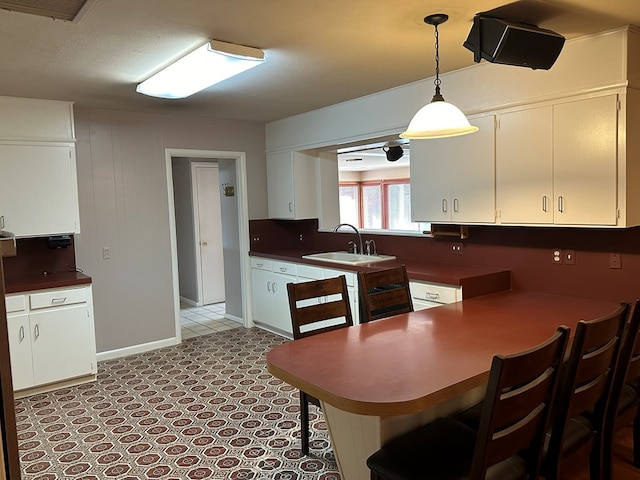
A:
73,108,266,354
171,157,198,303
219,158,242,319
266,27,637,152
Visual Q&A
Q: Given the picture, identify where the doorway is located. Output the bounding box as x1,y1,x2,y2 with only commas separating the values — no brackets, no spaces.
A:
165,149,252,342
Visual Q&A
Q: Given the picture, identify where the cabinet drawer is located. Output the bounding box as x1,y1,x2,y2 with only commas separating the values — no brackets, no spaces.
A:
30,288,87,310
410,282,461,304
250,257,272,271
5,295,26,314
272,261,296,276
297,264,324,280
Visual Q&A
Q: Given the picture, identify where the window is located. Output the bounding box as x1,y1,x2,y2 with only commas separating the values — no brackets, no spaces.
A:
339,179,427,232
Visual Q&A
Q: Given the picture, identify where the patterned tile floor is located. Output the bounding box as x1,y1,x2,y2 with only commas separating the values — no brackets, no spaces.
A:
179,302,241,340
15,327,341,479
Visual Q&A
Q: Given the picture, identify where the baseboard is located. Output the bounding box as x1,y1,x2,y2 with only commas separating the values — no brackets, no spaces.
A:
179,296,198,307
97,337,180,362
225,313,244,324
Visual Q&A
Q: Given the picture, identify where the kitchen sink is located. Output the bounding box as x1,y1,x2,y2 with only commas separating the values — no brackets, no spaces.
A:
302,251,396,266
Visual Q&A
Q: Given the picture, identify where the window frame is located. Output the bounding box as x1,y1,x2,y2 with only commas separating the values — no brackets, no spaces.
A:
340,178,417,231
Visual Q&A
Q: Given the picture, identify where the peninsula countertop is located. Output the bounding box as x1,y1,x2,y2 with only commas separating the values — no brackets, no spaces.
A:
266,290,621,417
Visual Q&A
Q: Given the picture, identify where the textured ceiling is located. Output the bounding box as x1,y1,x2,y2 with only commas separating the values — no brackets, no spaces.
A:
0,0,638,124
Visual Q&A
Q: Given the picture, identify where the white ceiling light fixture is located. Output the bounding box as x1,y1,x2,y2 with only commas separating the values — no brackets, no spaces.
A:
136,40,265,99
401,14,478,140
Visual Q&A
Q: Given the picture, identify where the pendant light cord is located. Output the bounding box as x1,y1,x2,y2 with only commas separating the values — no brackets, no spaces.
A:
432,21,444,101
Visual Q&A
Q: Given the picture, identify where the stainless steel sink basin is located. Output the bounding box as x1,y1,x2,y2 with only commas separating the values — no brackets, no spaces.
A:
302,251,396,266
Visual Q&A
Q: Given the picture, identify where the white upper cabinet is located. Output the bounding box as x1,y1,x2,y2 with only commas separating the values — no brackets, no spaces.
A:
0,96,75,142
553,95,618,225
0,97,80,237
0,144,80,237
411,114,496,224
496,94,619,226
496,105,554,224
267,150,318,219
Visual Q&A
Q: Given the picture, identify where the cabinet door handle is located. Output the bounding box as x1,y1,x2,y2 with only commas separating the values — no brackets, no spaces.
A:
51,297,67,304
0,215,4,229
558,196,564,213
542,195,548,212
267,281,272,293
19,325,24,342
453,198,459,213
272,282,277,294
34,324,40,339
441,199,448,213
426,292,440,300
288,202,293,213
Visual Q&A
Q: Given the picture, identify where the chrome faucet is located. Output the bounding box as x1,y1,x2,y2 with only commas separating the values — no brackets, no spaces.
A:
365,239,377,256
333,223,363,255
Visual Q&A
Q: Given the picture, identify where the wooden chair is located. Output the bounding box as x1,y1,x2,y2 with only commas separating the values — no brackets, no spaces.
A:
366,326,570,480
358,265,413,323
286,276,353,454
601,300,640,480
543,303,630,480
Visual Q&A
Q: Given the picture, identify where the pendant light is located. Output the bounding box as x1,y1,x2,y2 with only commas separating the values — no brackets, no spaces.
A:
400,14,478,140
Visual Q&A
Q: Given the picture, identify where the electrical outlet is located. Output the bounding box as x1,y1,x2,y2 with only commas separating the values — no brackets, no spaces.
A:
102,246,111,260
552,249,562,264
565,249,575,265
451,243,463,255
609,252,622,269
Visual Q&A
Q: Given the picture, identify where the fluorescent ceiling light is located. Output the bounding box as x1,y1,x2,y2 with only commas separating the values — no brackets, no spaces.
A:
136,40,265,99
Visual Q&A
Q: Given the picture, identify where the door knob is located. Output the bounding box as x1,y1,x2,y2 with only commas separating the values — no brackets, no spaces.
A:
201,241,208,246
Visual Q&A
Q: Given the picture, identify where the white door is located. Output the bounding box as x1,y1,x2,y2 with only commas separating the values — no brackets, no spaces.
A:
195,164,225,305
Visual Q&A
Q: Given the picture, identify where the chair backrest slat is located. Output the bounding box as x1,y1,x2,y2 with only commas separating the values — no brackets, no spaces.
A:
287,276,353,339
358,265,413,323
470,326,570,478
544,302,629,478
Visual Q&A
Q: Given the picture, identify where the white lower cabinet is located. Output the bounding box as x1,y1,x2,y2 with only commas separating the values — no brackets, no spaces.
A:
250,257,466,336
409,281,462,310
5,285,96,393
251,259,297,335
322,268,359,325
251,258,362,337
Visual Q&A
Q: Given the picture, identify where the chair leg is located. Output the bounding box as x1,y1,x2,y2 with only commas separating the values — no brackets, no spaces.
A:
599,421,615,480
300,391,310,455
589,441,604,480
633,410,640,467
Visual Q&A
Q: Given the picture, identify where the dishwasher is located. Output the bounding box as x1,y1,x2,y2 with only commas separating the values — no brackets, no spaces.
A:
409,281,462,310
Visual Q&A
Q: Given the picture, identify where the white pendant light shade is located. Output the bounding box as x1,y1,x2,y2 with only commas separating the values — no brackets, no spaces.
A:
400,100,478,139
402,13,477,140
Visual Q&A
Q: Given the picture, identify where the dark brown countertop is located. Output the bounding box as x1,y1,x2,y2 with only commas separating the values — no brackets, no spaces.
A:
250,250,511,298
267,290,620,416
5,271,92,294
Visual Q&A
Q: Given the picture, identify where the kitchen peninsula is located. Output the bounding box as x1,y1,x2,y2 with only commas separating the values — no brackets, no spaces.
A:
267,290,620,480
